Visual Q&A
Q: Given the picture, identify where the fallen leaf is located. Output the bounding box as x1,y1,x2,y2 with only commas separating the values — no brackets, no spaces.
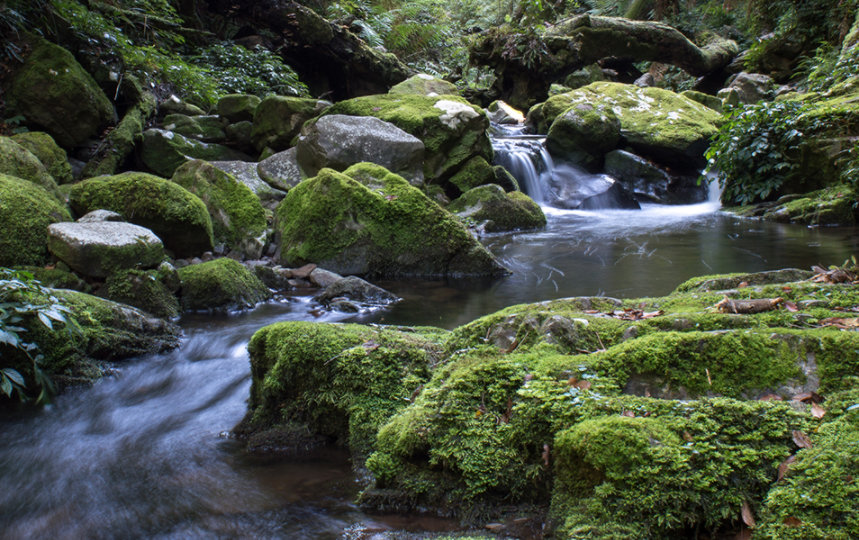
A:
741,501,756,528
523,373,534,382
792,430,813,449
584,309,599,314
622,410,635,418
811,403,826,419
759,393,783,401
792,392,823,404
785,301,799,312
362,340,380,351
542,443,550,466
818,317,859,329
782,286,793,293
783,516,802,527
738,281,749,288
576,379,592,391
682,431,694,442
778,454,797,481
384,194,397,201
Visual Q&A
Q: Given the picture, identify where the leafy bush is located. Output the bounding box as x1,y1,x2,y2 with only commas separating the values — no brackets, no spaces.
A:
0,268,78,403
705,101,809,205
189,42,309,98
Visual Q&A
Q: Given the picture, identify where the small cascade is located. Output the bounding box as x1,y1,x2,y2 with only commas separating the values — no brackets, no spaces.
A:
490,125,552,204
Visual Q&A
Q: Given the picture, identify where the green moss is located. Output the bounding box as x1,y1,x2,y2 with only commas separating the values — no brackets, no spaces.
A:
0,173,71,267
69,172,214,258
177,257,271,311
545,103,621,168
6,37,114,147
104,269,180,318
323,94,490,182
389,74,458,96
243,321,443,456
447,156,496,196
81,92,157,179
757,415,859,539
758,185,858,226
448,184,546,233
0,136,64,201
250,96,329,151
12,265,89,292
170,160,267,258
139,128,250,178
674,269,814,293
217,94,261,123
275,163,506,277
681,90,723,112
162,114,226,141
11,131,74,184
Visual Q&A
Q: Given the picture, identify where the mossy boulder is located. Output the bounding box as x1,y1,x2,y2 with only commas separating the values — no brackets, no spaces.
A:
69,172,214,258
728,185,859,227
0,136,64,201
11,131,74,184
539,82,722,167
5,38,114,147
274,163,509,277
449,184,546,233
177,257,271,311
217,94,261,123
239,321,444,456
209,160,287,206
170,160,268,259
257,148,304,192
139,129,251,177
322,94,492,185
104,268,180,319
389,74,458,96
250,96,331,152
546,103,621,170
447,156,496,196
1,287,179,391
0,173,72,267
681,89,722,112
161,114,226,142
47,221,165,278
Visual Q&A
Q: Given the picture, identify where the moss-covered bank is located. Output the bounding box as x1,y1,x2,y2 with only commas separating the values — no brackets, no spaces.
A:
241,267,859,536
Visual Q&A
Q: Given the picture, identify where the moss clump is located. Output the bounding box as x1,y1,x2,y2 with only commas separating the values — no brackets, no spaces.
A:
275,163,508,278
104,269,180,318
241,321,443,457
177,257,271,311
323,93,491,182
449,184,546,233
756,414,859,540
139,128,250,178
170,160,267,258
545,103,621,169
447,156,496,196
0,173,71,267
731,185,859,226
69,171,214,258
389,74,458,96
162,114,226,142
11,131,74,184
81,92,157,179
250,96,330,151
540,82,721,165
6,37,114,147
674,268,814,293
217,94,261,123
0,136,64,201
12,265,90,292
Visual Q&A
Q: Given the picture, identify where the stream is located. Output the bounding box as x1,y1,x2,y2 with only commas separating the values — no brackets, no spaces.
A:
2,133,858,537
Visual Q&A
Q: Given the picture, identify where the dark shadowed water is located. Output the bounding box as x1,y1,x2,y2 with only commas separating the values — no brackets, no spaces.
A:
1,201,857,537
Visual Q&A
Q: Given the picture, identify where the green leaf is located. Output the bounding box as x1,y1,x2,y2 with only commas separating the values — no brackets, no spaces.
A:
1,375,11,397
1,368,25,386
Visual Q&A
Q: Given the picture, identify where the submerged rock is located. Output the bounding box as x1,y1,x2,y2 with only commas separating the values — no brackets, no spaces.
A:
274,163,509,278
315,275,400,308
448,184,546,233
0,173,72,267
547,163,640,210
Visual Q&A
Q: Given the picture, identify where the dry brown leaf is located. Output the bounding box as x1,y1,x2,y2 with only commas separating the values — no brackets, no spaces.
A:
584,309,599,314
622,410,635,418
741,500,756,528
783,516,803,527
542,443,551,466
785,301,799,312
682,431,694,442
362,340,380,351
811,403,826,419
792,430,813,449
738,281,749,288
706,368,712,386
819,317,859,329
759,393,783,401
778,454,797,481
792,392,823,404
716,296,784,314
782,286,793,293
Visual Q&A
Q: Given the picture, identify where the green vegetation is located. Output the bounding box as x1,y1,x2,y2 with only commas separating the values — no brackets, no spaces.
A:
0,173,71,268
177,258,271,311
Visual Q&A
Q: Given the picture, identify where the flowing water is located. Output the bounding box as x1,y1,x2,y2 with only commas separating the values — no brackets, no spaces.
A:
2,130,858,538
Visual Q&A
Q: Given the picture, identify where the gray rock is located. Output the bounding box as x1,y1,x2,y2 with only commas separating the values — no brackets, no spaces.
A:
547,163,640,210
159,95,205,117
604,149,707,205
78,209,124,223
258,147,305,192
723,72,774,104
487,101,524,125
296,115,425,184
161,114,227,142
315,275,400,306
140,129,251,177
209,160,287,206
47,221,165,278
217,94,261,123
308,268,342,288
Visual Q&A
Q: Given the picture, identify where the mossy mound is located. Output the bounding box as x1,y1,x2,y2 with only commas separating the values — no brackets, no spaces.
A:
161,114,226,142
728,185,859,226
250,96,331,152
170,160,267,259
545,103,621,170
0,136,64,201
69,172,214,258
449,184,546,233
540,82,722,166
217,94,261,123
322,94,492,185
389,74,458,96
177,258,271,311
1,288,179,390
139,129,250,178
11,131,74,184
5,38,114,147
104,268,180,319
239,321,444,457
0,173,72,267
274,163,508,278
447,156,496,196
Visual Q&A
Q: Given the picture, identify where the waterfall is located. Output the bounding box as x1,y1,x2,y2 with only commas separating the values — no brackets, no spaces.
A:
491,126,551,204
